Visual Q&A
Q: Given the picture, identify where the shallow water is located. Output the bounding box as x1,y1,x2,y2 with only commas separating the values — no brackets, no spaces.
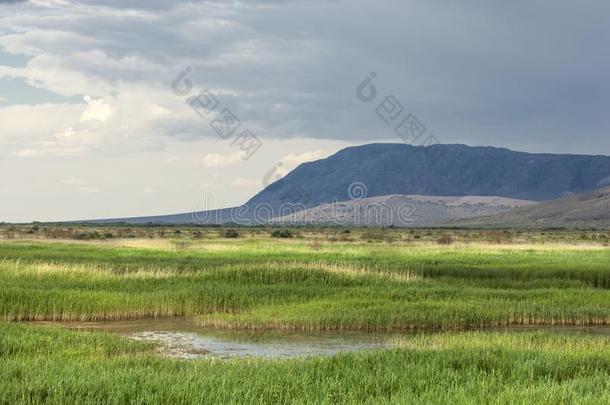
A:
29,319,610,360
29,318,396,359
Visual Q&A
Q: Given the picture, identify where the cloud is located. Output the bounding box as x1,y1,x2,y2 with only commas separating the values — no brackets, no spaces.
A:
201,151,243,168
280,150,330,166
143,186,156,195
61,178,86,185
1,0,610,223
0,0,608,156
60,177,102,195
0,84,186,157
231,177,260,188
78,186,102,195
80,95,113,122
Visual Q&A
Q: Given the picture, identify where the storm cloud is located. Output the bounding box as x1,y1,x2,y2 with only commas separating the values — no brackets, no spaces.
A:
0,0,609,221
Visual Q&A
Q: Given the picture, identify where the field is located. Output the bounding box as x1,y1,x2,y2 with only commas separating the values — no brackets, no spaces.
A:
1,225,609,403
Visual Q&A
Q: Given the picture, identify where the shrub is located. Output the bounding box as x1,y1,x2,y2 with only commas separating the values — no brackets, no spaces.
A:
487,231,510,244
222,229,240,239
361,230,385,242
271,229,294,238
437,234,453,245
74,231,105,240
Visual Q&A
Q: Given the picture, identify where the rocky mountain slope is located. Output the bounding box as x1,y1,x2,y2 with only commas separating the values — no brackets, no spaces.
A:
444,187,610,229
270,195,536,227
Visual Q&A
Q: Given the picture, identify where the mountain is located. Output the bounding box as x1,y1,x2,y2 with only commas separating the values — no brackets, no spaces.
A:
443,187,610,229
88,208,235,225
270,194,536,227
83,143,610,226
247,143,610,212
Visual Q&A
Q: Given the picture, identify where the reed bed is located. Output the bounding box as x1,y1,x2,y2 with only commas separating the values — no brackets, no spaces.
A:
2,237,610,403
0,240,608,330
1,324,609,404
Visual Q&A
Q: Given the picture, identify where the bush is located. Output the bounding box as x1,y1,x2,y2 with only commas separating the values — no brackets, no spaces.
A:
75,231,104,240
271,229,294,238
222,229,240,239
361,230,385,242
437,234,453,245
487,231,508,244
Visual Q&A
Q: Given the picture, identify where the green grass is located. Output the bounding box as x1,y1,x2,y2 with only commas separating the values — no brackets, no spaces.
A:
1,323,609,404
0,240,609,329
1,237,610,403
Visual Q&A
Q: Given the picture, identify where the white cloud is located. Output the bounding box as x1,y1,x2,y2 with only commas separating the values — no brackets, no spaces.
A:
78,186,102,195
61,178,86,185
80,95,114,122
201,151,243,168
231,177,260,188
30,1,72,8
0,84,188,157
143,186,156,195
61,178,102,195
280,150,330,166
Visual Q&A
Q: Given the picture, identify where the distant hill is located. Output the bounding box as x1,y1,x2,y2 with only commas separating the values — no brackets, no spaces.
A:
247,143,610,211
87,208,235,226
270,195,536,227
83,143,610,226
444,187,610,229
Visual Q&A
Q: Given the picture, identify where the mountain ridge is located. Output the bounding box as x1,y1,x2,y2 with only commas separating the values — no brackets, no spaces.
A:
247,143,610,210
81,143,610,226
442,186,610,229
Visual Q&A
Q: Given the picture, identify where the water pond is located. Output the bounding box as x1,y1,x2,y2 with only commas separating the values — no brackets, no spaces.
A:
30,318,397,359
29,319,610,360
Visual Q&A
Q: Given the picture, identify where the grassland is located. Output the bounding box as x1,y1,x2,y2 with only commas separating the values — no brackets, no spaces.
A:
1,324,609,404
0,236,608,330
1,226,609,403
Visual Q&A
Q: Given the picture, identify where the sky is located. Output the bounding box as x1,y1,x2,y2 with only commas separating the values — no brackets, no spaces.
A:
1,0,609,222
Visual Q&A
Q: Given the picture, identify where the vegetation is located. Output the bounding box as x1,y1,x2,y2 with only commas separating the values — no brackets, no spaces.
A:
0,237,608,328
3,223,610,246
271,229,295,238
437,233,453,245
1,324,609,404
221,228,241,238
1,227,609,403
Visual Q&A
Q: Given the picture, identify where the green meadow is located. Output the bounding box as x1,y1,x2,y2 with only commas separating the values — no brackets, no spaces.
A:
0,229,609,403
2,324,610,404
